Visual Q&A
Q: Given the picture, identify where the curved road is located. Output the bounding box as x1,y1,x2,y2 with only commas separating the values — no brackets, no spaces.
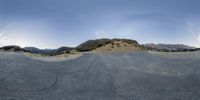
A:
0,51,200,100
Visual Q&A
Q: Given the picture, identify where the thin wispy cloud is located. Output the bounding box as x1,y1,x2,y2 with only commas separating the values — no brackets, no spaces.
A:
0,32,10,47
0,0,200,48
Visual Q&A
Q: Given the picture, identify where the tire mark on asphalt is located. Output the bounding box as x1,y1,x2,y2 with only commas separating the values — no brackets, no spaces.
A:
32,54,96,92
36,72,59,92
64,54,96,75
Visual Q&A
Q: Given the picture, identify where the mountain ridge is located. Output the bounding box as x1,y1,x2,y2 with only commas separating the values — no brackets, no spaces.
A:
0,38,199,55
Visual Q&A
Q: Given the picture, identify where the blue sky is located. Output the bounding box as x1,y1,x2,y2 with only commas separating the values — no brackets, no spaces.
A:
0,0,200,49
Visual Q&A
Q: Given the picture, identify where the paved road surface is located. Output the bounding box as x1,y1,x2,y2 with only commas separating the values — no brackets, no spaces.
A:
0,51,200,100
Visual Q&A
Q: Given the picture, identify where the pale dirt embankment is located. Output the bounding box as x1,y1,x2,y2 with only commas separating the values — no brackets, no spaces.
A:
24,52,82,62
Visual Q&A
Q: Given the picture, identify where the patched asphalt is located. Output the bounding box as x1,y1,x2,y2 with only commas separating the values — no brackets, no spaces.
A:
0,51,200,100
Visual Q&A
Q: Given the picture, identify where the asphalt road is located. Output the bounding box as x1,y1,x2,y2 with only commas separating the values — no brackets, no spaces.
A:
0,51,200,100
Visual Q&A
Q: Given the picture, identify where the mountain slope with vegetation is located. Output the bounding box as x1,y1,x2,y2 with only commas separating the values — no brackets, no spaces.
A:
0,38,199,54
24,46,73,56
77,38,143,52
76,38,112,51
144,43,197,52
92,39,143,53
0,45,24,51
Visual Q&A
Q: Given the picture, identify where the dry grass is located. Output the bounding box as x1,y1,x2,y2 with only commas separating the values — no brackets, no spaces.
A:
92,41,141,53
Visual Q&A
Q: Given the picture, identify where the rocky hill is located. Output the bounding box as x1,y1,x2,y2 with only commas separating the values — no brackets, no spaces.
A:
77,38,143,53
0,38,199,54
92,39,143,53
23,47,48,54
0,45,23,51
24,46,73,56
76,38,112,51
144,43,196,52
